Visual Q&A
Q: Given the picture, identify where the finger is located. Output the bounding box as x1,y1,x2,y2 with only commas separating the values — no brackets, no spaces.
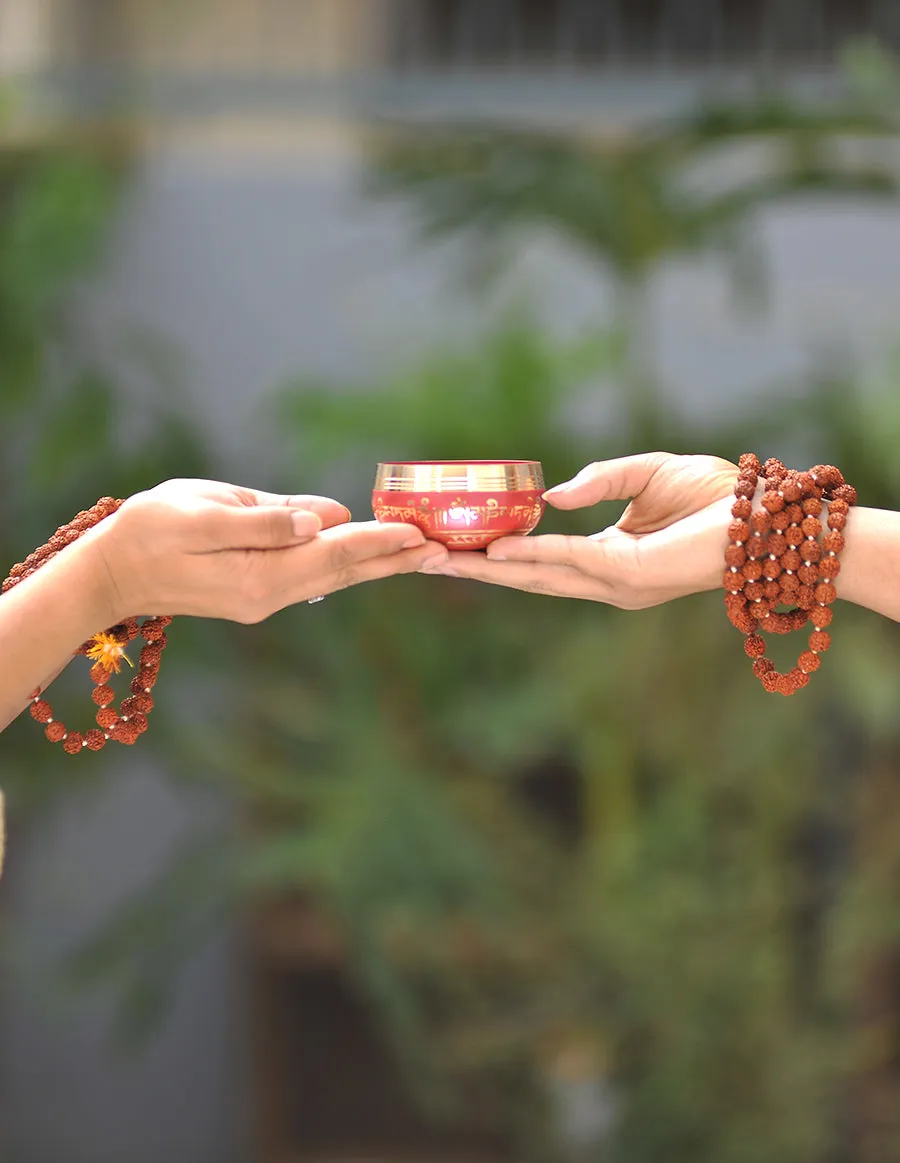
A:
485,534,587,569
276,541,449,607
318,520,429,563
175,481,352,528
197,502,324,551
323,541,450,595
542,453,670,510
422,552,603,600
260,521,434,596
284,495,352,530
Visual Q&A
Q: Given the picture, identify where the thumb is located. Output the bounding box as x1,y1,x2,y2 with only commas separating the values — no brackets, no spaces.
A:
543,453,670,510
200,502,323,550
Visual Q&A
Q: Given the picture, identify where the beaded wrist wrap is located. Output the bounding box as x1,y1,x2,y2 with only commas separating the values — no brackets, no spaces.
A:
2,497,172,751
724,455,855,696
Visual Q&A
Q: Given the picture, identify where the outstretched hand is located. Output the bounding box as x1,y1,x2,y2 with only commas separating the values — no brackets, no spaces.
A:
421,453,739,608
98,479,449,624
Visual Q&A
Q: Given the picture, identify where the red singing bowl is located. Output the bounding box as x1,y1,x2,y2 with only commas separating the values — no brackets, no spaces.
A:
373,460,545,550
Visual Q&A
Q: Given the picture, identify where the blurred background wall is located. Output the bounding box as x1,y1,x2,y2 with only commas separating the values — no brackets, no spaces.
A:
3,5,900,1163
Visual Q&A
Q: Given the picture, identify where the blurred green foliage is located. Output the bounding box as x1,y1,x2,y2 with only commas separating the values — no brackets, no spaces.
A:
5,81,900,1163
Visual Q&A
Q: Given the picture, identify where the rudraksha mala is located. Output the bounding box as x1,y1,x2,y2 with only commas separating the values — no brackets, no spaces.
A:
2,498,172,752
723,454,856,696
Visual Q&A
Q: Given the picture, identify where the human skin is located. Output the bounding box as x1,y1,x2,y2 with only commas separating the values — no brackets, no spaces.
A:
420,452,900,623
0,478,449,732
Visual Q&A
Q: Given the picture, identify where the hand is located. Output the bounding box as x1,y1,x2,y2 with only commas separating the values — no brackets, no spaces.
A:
421,453,739,608
92,479,448,623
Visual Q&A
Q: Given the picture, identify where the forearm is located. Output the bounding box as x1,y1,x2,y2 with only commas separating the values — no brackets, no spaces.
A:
834,506,900,622
0,525,118,732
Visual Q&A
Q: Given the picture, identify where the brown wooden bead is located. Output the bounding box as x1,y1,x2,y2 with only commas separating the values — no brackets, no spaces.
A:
801,540,822,564
811,606,833,629
728,520,751,541
809,630,832,653
30,700,53,724
789,668,810,691
744,581,764,601
771,510,791,532
752,658,775,677
815,582,837,606
110,722,139,746
744,634,766,658
45,721,67,743
136,667,158,691
786,526,805,547
811,465,842,488
62,732,84,755
762,558,782,580
833,484,857,505
798,651,821,673
829,499,850,517
781,477,802,502
819,557,840,580
801,517,822,538
761,491,785,513
130,711,149,735
797,585,816,610
725,545,747,568
90,663,111,684
723,571,744,593
802,498,822,517
740,453,762,473
732,498,753,520
798,564,819,585
734,478,757,499
751,600,772,619
779,574,800,598
827,512,846,532
764,580,781,600
747,535,767,558
781,550,802,572
742,561,763,581
762,458,787,482
133,693,154,714
92,684,115,707
85,729,107,751
823,531,845,553
761,671,780,693
96,707,120,729
731,608,756,633
766,533,788,557
786,504,804,525
796,472,816,496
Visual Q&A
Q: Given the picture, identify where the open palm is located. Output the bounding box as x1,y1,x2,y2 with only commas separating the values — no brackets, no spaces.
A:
422,453,739,609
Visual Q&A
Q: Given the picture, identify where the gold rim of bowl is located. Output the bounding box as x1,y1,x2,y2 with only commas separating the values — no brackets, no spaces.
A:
375,461,544,492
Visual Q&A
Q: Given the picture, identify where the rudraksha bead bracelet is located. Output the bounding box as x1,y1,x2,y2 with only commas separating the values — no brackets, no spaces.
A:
724,455,855,695
2,498,172,751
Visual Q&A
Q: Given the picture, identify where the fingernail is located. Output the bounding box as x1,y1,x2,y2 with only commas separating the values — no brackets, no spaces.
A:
402,534,425,549
543,482,572,498
419,553,449,571
292,511,321,537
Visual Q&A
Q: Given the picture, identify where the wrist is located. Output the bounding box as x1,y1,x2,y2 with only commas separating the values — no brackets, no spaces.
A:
694,495,736,594
75,517,134,628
